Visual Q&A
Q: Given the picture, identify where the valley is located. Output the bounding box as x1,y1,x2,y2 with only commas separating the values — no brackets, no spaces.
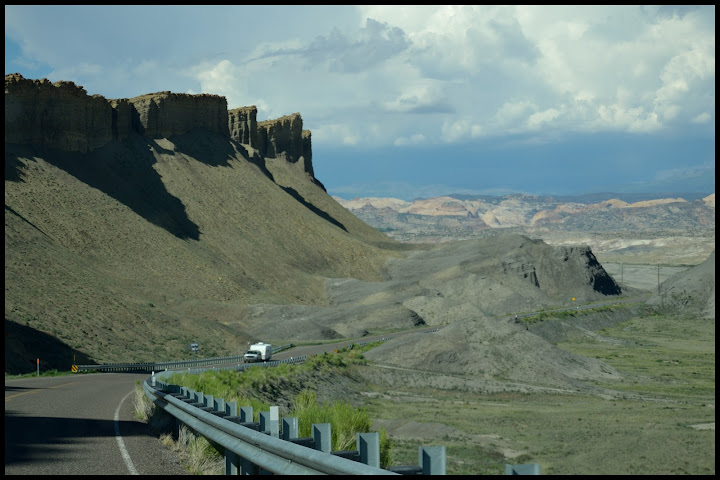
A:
4,73,714,475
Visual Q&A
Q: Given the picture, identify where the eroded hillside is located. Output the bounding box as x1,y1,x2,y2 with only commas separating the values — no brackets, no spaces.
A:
4,74,408,372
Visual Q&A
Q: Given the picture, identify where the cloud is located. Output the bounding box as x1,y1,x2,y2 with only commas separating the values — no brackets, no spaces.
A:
4,5,715,197
654,162,715,182
250,17,411,74
394,133,426,146
383,82,454,114
692,113,712,124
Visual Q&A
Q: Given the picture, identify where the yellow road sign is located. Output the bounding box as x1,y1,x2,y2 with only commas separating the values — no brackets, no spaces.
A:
71,365,78,372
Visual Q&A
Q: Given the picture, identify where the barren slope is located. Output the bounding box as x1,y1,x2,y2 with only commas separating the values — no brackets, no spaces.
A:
5,131,405,372
239,234,625,343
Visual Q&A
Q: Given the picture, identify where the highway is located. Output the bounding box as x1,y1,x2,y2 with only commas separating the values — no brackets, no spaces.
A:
4,373,188,475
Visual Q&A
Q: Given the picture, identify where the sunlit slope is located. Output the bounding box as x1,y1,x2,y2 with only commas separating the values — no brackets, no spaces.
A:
5,131,402,369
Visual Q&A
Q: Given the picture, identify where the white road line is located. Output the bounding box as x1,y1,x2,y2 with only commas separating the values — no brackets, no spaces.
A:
114,389,140,475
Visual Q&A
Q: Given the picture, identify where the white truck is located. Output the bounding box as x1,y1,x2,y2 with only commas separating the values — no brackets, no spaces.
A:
243,342,273,363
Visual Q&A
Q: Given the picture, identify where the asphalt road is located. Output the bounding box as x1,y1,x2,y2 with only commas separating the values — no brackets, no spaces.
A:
271,326,442,361
4,373,188,475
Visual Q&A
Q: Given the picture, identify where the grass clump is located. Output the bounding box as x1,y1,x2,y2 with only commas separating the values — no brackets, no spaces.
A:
143,342,395,469
520,304,624,325
290,389,393,468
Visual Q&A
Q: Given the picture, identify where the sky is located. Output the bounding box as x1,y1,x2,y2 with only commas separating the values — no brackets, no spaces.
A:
5,5,715,201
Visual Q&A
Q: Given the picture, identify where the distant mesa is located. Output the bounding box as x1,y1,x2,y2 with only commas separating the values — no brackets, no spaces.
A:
703,193,715,208
4,73,314,179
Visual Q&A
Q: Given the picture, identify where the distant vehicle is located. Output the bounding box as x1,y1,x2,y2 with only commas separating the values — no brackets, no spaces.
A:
243,342,273,363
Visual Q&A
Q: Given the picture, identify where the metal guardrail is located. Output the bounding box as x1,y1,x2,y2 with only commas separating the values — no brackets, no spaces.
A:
81,329,534,474
144,370,447,474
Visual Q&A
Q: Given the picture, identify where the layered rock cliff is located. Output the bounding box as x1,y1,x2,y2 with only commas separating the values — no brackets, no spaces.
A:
254,113,314,175
5,73,113,153
5,74,314,176
5,74,403,370
228,106,259,149
128,91,229,138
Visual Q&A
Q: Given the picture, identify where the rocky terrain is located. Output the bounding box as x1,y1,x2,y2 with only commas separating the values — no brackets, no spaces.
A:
647,250,715,318
239,234,624,342
4,73,407,373
335,193,715,265
4,74,713,398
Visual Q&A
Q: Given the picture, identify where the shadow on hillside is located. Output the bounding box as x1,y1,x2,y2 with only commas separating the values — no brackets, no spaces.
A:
4,319,95,375
281,186,347,232
6,137,202,240
170,128,238,167
171,130,277,183
5,153,26,182
6,130,337,240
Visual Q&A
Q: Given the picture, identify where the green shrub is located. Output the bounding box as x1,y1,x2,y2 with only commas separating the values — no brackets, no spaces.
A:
290,389,393,467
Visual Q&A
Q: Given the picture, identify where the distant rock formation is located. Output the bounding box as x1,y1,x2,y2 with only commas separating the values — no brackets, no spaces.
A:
5,74,314,177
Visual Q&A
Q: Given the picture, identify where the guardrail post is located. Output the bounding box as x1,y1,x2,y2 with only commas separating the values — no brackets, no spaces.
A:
357,432,380,468
259,407,279,438
281,417,298,440
239,406,253,423
225,401,237,417
235,405,258,475
312,423,332,453
214,397,225,415
420,446,446,475
505,463,541,475
225,445,239,474
204,394,214,410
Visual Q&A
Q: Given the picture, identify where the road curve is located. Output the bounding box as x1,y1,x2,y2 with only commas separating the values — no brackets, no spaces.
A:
5,373,188,475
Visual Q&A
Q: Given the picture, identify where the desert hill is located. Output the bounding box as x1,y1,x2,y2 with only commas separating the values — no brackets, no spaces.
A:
4,74,409,373
238,234,624,342
2,74,639,382
646,250,715,319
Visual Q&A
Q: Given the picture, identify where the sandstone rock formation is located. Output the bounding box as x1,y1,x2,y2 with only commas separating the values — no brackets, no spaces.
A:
128,91,229,138
5,75,399,369
228,106,259,149
255,113,314,175
5,74,316,178
5,73,113,153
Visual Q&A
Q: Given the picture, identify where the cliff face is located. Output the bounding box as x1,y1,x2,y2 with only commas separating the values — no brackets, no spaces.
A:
5,74,313,176
255,113,313,174
5,73,113,153
129,91,229,138
228,108,312,175
301,129,314,177
228,106,259,149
